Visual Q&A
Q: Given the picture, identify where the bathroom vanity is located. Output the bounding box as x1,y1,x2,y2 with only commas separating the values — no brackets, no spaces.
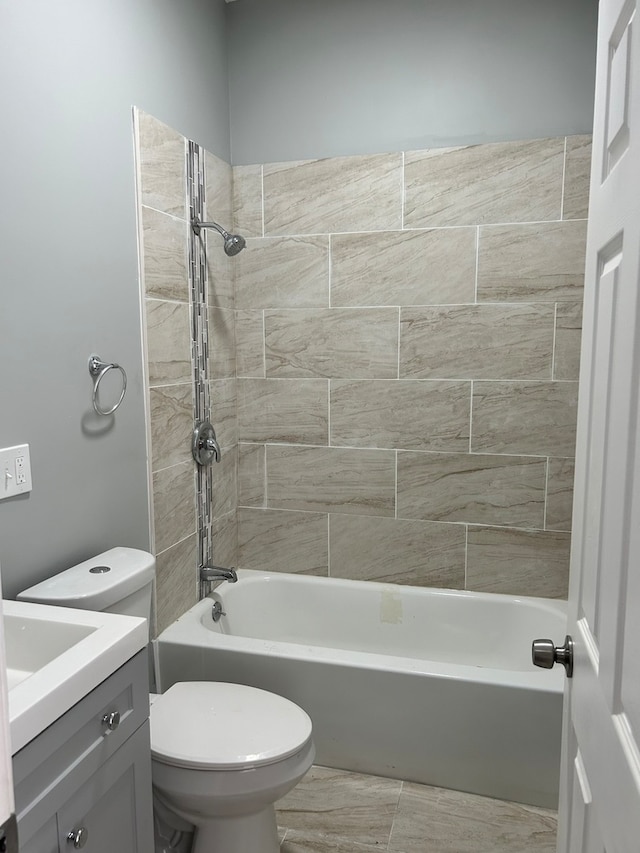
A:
11,649,153,853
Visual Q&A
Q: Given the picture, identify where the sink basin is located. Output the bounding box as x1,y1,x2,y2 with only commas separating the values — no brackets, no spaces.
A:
3,599,147,753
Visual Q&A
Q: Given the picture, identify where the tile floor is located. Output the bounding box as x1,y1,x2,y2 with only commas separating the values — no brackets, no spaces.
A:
276,766,557,853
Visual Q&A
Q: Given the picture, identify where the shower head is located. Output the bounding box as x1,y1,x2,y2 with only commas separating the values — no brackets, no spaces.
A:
191,217,246,256
222,232,246,257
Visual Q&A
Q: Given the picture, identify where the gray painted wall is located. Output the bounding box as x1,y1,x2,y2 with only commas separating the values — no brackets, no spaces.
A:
0,0,229,597
0,0,598,597
227,0,598,164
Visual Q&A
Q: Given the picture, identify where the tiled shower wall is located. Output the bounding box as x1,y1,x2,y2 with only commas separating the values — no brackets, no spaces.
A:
135,110,237,635
232,136,591,598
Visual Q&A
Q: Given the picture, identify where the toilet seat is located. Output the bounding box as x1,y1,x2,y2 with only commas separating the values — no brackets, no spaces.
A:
150,682,313,771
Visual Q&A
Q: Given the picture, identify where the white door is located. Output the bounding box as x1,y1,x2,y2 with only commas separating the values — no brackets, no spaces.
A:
0,565,17,851
555,0,640,850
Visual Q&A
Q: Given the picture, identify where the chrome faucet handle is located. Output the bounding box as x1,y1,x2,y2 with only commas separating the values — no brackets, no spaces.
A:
192,421,222,466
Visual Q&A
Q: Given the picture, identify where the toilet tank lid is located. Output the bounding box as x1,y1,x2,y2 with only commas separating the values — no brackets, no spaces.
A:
17,547,155,611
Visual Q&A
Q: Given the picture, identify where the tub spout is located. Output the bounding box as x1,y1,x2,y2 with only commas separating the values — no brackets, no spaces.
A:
200,565,238,583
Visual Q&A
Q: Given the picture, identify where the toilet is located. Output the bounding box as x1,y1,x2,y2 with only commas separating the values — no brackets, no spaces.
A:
18,547,315,853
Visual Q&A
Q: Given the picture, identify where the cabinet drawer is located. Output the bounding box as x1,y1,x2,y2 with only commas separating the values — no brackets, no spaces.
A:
13,649,149,846
57,722,153,853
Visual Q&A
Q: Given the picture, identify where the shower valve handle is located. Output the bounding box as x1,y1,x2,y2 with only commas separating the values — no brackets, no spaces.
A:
192,421,221,466
205,436,221,462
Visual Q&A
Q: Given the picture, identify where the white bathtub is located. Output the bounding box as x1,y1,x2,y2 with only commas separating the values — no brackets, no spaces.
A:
155,570,566,808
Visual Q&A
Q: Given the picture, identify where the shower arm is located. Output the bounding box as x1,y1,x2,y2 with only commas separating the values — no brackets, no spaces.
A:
191,217,229,238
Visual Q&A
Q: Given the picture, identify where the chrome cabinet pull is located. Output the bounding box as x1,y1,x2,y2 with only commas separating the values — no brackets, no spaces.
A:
101,710,120,732
67,827,88,849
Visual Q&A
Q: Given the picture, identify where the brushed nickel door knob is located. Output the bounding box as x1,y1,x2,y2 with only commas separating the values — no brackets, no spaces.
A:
532,635,574,677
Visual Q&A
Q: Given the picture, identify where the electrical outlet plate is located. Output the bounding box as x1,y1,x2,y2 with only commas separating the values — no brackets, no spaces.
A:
0,444,32,500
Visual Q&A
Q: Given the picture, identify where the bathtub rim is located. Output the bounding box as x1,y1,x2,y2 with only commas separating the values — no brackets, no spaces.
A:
155,570,566,694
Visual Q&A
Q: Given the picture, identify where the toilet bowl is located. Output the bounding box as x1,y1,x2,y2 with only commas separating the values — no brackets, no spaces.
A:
150,681,315,853
17,548,315,853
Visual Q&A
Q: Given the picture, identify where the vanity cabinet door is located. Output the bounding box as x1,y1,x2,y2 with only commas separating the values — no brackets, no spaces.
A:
18,816,58,853
56,723,153,853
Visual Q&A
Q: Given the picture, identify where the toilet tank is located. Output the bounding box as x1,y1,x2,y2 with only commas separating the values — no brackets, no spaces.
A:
17,547,155,637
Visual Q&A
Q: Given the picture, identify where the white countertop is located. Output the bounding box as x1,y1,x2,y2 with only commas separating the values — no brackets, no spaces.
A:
4,600,147,753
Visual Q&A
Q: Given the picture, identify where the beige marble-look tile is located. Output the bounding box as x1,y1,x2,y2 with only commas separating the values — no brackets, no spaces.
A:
141,207,188,302
235,236,330,309
154,533,197,637
267,446,395,516
471,381,579,457
330,379,469,451
233,164,263,237
205,149,233,229
400,304,554,380
136,110,186,219
563,135,592,220
238,378,328,445
466,526,571,598
204,149,235,309
281,831,383,853
209,378,237,449
277,766,400,846
238,443,265,507
211,510,238,569
397,452,546,528
205,234,234,310
546,458,575,531
150,383,193,471
152,462,196,554
236,310,265,377
331,228,476,307
209,307,236,380
212,445,237,520
477,221,587,302
265,308,398,379
238,508,328,575
404,137,564,228
554,302,583,380
329,515,465,587
145,298,192,386
264,153,402,235
388,782,557,853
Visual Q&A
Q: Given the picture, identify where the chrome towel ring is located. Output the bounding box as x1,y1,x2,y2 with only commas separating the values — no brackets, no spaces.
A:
88,354,127,416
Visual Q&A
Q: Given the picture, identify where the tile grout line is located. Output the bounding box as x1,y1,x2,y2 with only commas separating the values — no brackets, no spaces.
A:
248,217,587,240
236,437,572,462
235,503,563,535
212,375,577,383
386,779,404,852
